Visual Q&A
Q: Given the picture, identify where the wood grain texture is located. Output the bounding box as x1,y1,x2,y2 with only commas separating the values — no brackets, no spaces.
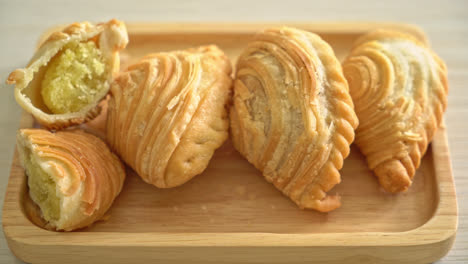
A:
1,1,467,263
1,23,458,264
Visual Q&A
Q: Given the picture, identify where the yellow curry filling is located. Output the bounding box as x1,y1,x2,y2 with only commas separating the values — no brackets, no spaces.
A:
41,40,107,114
25,151,61,221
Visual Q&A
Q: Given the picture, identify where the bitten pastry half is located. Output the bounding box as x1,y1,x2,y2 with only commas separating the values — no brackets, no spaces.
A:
16,129,126,231
7,19,128,130
107,45,232,188
230,27,358,212
342,30,448,192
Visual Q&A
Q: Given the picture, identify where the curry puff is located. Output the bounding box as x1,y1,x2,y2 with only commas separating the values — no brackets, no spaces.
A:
107,45,232,188
7,19,128,129
342,30,448,192
230,27,358,212
16,129,126,231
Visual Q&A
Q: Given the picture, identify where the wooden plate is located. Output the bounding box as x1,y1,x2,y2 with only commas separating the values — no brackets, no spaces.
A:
2,23,458,264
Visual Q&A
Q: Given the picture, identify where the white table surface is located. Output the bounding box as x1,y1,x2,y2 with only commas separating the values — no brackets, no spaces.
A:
1,0,467,263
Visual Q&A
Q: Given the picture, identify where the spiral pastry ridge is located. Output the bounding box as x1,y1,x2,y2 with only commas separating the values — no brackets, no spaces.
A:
17,129,126,231
107,46,232,188
342,30,448,192
230,27,358,212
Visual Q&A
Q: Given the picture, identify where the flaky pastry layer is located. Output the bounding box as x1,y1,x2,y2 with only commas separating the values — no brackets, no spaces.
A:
342,30,448,192
230,27,358,212
107,45,232,188
7,19,128,130
16,129,126,231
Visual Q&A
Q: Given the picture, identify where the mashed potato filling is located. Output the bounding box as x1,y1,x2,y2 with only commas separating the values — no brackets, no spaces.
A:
25,151,61,221
41,41,107,114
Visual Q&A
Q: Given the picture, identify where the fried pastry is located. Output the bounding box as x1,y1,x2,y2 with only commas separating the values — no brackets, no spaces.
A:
16,129,126,231
342,30,448,192
7,19,128,130
107,45,232,188
230,27,358,212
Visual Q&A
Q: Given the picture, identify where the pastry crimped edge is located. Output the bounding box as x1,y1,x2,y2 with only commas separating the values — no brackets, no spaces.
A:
342,29,448,192
107,45,232,188
230,27,358,212
7,19,128,130
16,129,126,231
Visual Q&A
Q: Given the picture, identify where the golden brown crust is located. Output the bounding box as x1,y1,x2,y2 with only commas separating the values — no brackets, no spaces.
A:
16,129,126,231
230,27,358,212
7,19,128,130
107,45,232,188
342,29,448,192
